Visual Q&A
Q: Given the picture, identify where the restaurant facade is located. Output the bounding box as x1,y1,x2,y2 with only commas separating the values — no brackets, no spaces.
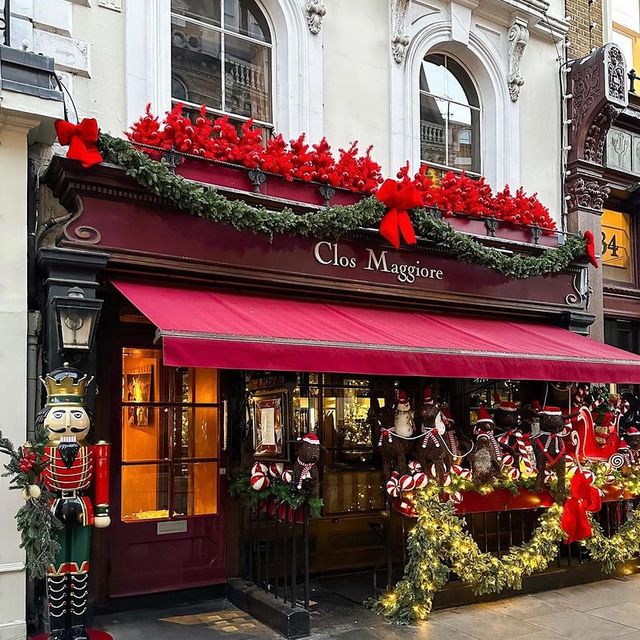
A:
7,0,640,638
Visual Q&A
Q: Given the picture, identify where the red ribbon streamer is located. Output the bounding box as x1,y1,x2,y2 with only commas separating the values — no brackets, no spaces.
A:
54,118,103,168
375,179,423,249
583,230,599,269
561,470,602,543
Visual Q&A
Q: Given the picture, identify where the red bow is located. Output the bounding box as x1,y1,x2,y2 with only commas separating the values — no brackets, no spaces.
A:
560,470,602,543
54,118,103,168
375,179,423,249
583,230,599,269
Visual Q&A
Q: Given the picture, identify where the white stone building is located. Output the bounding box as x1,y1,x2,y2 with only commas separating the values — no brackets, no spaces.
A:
0,0,572,637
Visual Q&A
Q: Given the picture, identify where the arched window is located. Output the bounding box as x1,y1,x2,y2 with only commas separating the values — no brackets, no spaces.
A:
171,0,273,132
419,53,481,176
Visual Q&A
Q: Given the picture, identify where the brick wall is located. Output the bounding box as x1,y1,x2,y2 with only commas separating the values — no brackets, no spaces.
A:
566,0,604,59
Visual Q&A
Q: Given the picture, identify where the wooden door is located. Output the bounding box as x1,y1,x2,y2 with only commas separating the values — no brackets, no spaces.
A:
109,344,227,597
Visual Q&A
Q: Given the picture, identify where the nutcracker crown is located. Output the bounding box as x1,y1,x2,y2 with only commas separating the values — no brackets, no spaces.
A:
41,362,93,405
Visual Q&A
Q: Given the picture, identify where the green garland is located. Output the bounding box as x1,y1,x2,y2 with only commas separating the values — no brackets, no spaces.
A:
97,135,588,280
229,472,323,518
372,484,640,625
0,426,62,579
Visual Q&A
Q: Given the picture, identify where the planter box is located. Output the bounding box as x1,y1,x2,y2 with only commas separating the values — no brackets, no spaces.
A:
175,156,560,247
177,158,362,208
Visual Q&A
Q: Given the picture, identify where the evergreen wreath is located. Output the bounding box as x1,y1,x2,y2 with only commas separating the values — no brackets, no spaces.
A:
97,134,588,280
0,426,62,579
372,484,640,625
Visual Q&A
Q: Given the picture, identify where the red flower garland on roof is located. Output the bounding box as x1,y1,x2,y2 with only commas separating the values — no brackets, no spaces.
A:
126,104,558,231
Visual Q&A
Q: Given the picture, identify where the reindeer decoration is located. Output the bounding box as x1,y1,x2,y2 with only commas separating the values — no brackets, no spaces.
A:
414,387,454,482
379,390,415,478
529,404,567,496
470,406,502,485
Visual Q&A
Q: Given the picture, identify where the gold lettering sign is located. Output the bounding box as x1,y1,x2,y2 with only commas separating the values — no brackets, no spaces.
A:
602,209,633,283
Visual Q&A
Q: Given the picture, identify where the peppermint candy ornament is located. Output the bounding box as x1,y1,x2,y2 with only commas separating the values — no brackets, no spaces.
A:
281,469,294,484
428,464,439,478
408,461,423,473
441,473,452,487
250,473,270,491
605,473,616,485
269,463,284,478
251,462,268,477
582,470,595,485
386,475,401,497
505,466,520,480
413,472,429,489
399,474,416,492
450,491,464,504
502,454,515,467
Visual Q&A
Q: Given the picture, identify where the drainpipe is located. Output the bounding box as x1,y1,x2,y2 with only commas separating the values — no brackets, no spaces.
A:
27,310,41,439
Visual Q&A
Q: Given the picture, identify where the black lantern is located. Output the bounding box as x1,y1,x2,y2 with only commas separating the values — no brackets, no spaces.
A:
52,286,102,352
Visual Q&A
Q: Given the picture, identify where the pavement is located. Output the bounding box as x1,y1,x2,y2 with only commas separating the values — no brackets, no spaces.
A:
94,574,640,640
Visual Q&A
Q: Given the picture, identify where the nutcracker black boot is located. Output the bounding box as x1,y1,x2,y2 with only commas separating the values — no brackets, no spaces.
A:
47,573,68,640
69,572,89,640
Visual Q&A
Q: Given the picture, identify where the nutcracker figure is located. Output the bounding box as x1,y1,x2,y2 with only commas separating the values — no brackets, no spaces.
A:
35,364,110,640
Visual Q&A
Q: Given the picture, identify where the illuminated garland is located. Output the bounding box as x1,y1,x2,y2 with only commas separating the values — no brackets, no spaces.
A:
373,483,640,625
97,134,589,280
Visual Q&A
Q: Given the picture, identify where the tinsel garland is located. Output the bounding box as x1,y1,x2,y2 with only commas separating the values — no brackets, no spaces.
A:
97,134,588,280
229,472,323,518
0,426,62,579
373,484,640,625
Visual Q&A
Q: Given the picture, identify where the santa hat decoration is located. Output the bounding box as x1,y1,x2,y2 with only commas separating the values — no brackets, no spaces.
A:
541,406,562,416
301,433,320,445
627,427,640,436
423,386,433,403
250,473,270,491
399,474,416,492
397,389,409,403
475,406,494,425
499,401,519,412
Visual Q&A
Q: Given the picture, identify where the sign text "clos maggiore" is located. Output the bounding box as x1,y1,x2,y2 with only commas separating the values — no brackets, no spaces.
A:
313,241,445,284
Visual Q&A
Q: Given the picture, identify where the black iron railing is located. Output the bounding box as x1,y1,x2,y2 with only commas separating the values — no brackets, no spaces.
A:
1,0,9,46
244,500,311,610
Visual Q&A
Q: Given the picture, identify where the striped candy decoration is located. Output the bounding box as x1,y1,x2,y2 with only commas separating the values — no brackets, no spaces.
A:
281,469,294,484
413,472,429,489
269,463,284,478
251,462,268,477
386,475,401,497
408,461,423,473
505,466,520,480
399,474,416,492
250,473,270,491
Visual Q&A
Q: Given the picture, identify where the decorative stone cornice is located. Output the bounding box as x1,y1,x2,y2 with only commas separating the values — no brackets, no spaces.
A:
391,0,411,64
507,18,529,102
567,43,628,165
306,0,326,35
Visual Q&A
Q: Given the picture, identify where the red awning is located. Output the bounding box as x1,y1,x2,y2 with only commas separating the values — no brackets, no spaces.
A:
113,281,640,382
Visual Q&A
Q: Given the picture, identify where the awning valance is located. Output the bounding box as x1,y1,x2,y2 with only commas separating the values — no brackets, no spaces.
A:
113,281,640,383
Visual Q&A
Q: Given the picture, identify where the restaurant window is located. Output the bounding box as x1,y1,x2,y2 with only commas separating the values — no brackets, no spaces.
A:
171,0,273,138
419,53,481,179
120,348,221,521
602,208,634,284
611,0,640,73
293,374,385,515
